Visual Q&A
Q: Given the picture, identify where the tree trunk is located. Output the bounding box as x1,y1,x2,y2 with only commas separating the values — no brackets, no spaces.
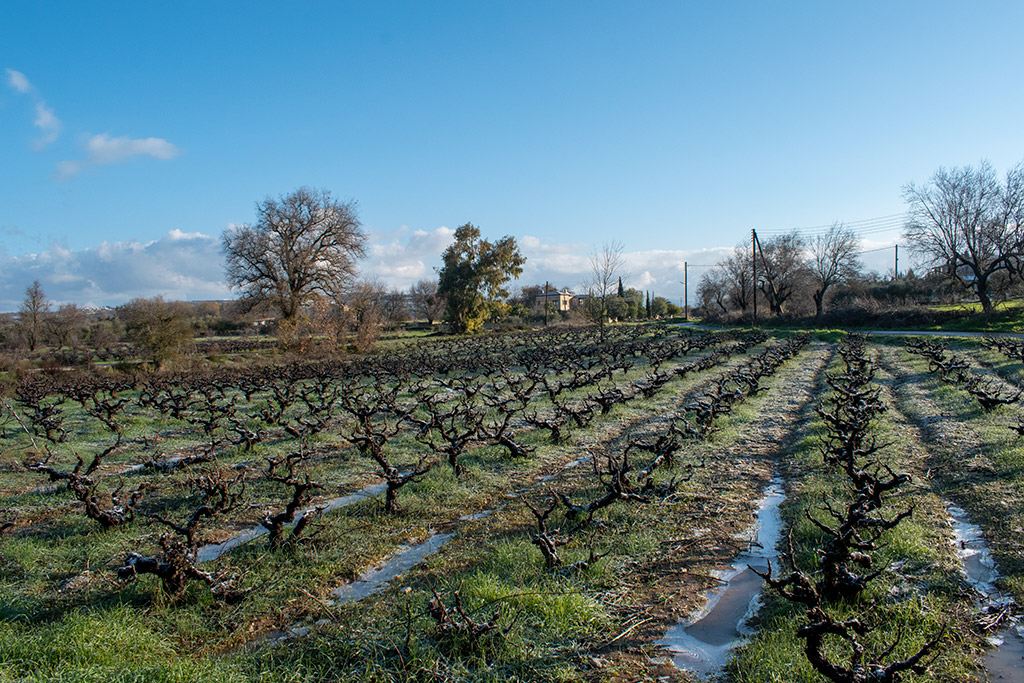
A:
976,281,993,314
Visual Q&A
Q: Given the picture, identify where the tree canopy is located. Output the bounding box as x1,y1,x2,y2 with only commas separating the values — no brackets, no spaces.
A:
809,222,861,318
118,297,193,369
903,160,1024,313
222,187,367,321
437,224,525,334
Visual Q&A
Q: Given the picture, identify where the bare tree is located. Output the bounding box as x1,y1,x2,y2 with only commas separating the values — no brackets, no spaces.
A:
723,244,755,312
756,232,807,316
585,241,626,339
222,187,367,321
903,160,1024,313
379,288,409,330
343,279,387,352
809,222,861,318
19,280,49,351
696,267,730,316
409,279,445,325
46,303,86,349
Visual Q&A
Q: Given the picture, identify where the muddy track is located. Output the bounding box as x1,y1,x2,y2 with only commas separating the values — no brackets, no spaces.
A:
590,340,833,681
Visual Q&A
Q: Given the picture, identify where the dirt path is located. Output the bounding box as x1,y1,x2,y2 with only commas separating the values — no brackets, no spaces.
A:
676,322,1024,340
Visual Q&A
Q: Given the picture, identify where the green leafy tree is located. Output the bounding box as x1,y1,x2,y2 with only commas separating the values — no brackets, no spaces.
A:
437,224,525,334
622,287,644,318
651,296,669,317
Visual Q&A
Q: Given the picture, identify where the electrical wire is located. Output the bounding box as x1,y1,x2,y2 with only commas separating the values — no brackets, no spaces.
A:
755,213,905,238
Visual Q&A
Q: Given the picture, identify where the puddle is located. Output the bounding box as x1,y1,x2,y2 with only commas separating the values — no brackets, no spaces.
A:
947,504,1024,675
459,510,493,521
657,478,785,677
331,531,454,604
563,454,592,469
196,481,389,563
197,446,592,564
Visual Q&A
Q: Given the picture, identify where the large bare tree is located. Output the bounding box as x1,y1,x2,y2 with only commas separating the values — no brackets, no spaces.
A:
584,240,626,338
809,222,861,318
903,160,1024,313
222,187,367,321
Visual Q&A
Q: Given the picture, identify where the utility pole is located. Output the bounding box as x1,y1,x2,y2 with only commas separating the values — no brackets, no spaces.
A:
544,281,550,326
684,262,688,321
894,244,899,280
752,229,758,325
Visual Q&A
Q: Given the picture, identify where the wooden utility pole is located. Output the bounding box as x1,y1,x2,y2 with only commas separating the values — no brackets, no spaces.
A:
894,245,899,280
544,281,550,326
752,229,758,325
684,262,688,320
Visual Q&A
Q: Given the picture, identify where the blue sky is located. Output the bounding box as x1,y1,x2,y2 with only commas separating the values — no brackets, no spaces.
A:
2,1,1023,309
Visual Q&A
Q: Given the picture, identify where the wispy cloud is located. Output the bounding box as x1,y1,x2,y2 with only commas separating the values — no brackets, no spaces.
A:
5,68,62,149
33,102,61,148
6,68,31,93
57,133,181,180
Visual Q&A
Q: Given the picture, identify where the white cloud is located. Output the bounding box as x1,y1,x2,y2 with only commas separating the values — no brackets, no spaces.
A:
57,133,181,179
0,231,228,309
5,68,30,93
361,229,730,302
32,101,62,148
0,226,736,311
54,161,82,180
84,133,180,163
5,67,62,149
362,225,455,291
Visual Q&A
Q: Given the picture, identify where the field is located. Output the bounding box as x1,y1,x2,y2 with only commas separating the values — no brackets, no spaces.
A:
1,324,1023,682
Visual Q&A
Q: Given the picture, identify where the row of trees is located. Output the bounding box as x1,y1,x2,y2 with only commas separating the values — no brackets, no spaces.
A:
219,189,675,338
696,222,863,320
220,189,527,336
5,283,194,367
19,158,1015,355
698,159,1024,319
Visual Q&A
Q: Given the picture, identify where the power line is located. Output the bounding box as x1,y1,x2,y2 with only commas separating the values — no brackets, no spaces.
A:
856,245,896,255
756,213,905,238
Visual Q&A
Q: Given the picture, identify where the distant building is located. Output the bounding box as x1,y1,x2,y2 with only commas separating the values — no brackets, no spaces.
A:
535,288,575,312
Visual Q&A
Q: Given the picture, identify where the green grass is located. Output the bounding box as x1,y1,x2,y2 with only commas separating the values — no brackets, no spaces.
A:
728,340,981,682
2,328,1005,681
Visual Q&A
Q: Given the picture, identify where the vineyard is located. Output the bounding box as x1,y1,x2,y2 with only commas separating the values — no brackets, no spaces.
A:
1,324,1023,682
